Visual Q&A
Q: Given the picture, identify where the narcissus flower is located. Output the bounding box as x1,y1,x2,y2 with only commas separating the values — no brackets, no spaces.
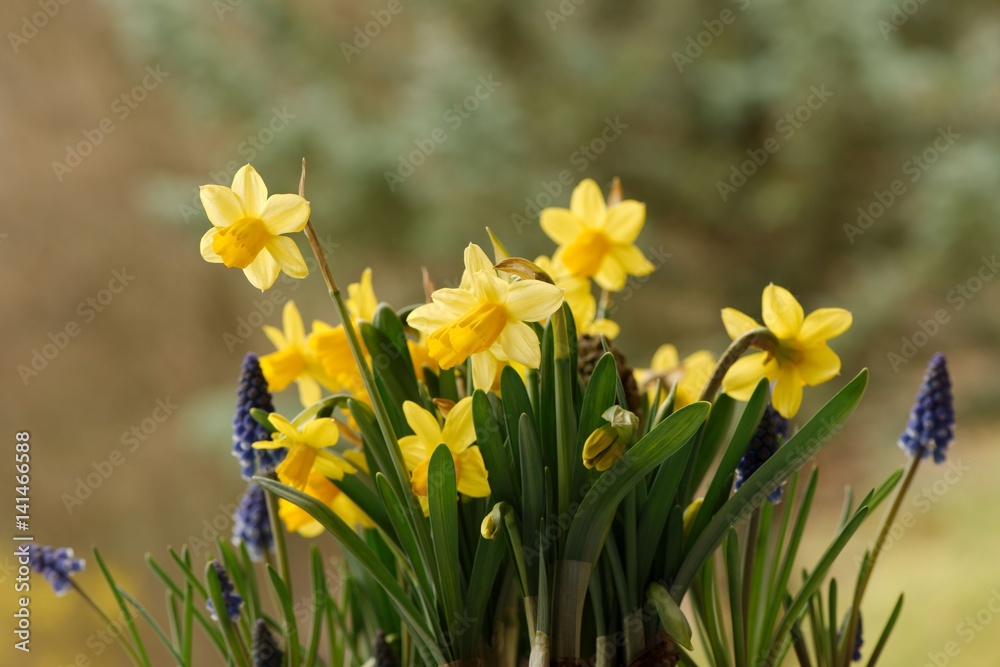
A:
721,284,852,418
279,469,372,536
582,406,638,471
636,345,715,409
540,179,655,291
398,397,490,500
252,414,356,490
200,165,311,290
535,254,619,338
408,244,564,390
260,301,337,407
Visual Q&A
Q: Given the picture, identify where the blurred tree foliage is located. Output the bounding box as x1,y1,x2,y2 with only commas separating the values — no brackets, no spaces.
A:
104,0,1000,357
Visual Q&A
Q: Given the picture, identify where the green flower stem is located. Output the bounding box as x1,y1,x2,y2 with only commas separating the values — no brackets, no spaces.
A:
840,451,923,667
552,307,575,527
698,327,777,403
69,580,144,666
262,470,292,596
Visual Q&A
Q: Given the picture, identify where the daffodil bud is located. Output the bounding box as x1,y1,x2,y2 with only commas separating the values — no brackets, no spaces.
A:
481,505,503,539
683,498,703,537
582,406,638,471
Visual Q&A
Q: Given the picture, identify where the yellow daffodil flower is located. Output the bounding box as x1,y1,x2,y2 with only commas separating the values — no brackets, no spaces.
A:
309,322,367,397
347,268,378,321
398,397,490,500
540,179,655,291
279,469,373,536
721,284,852,418
636,345,715,409
259,301,338,407
535,255,619,339
408,244,564,390
200,164,311,290
252,414,356,490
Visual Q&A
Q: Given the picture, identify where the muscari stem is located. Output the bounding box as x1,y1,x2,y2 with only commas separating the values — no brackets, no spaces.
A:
262,471,292,595
840,450,923,666
699,328,777,403
69,579,144,666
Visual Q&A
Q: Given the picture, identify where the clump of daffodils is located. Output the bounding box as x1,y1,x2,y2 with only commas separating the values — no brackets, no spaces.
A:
50,164,954,667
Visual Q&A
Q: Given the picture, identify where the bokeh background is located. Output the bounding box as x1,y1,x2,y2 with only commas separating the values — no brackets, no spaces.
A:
3,0,999,664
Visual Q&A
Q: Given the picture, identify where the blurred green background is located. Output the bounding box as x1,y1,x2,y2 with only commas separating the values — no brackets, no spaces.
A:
2,0,999,664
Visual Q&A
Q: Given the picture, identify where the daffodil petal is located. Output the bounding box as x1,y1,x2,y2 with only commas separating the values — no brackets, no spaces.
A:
260,194,310,234
771,365,804,418
296,376,322,408
243,251,280,290
470,351,500,392
722,353,774,401
797,345,842,386
456,447,490,497
267,236,309,279
604,201,646,244
570,179,606,224
431,287,480,318
232,165,267,217
798,308,853,346
762,284,804,340
276,445,317,489
593,256,627,291
200,227,223,263
463,244,495,281
721,308,762,340
399,435,427,471
540,208,586,246
268,413,300,440
303,418,340,447
262,325,287,349
312,454,347,481
252,438,283,450
402,401,444,450
505,280,565,322
609,244,655,276
651,344,680,371
199,185,243,228
441,396,477,451
282,301,306,344
407,303,453,335
499,321,541,368
587,318,620,339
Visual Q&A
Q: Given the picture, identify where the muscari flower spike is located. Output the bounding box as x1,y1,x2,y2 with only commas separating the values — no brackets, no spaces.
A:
232,482,273,562
29,545,85,596
206,561,243,622
734,404,789,503
253,618,284,667
234,353,284,479
898,353,954,464
852,615,864,663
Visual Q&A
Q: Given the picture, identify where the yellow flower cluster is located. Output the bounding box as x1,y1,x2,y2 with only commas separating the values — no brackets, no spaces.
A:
199,166,852,538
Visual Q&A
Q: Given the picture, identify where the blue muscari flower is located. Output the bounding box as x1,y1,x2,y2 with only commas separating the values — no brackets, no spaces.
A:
898,353,954,464
234,353,284,479
29,545,85,596
852,615,864,662
206,561,243,622
233,482,273,562
735,404,789,503
253,619,284,667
